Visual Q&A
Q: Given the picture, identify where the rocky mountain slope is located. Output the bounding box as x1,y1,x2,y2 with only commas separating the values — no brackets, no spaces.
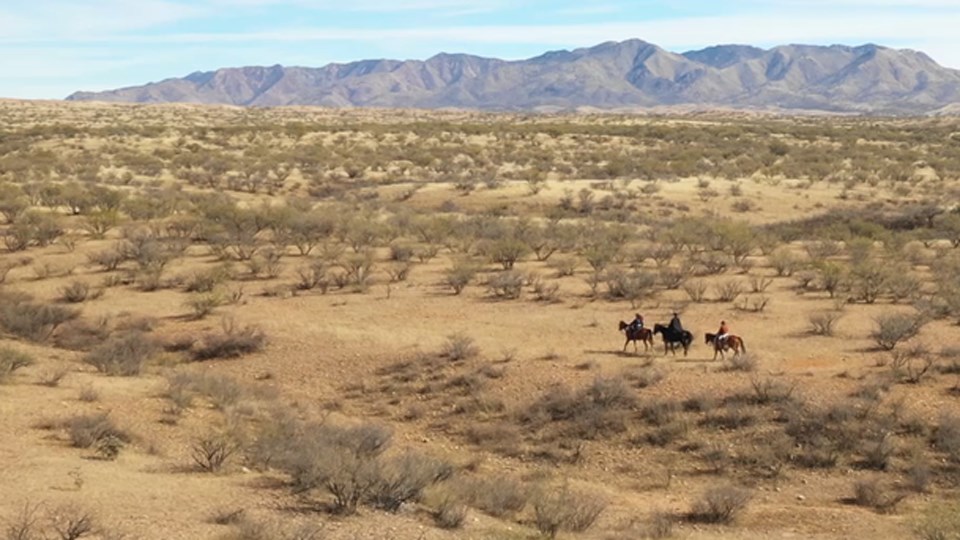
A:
66,39,960,113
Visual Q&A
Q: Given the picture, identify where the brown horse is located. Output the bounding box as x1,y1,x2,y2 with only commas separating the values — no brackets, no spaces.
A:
619,321,654,353
705,333,747,361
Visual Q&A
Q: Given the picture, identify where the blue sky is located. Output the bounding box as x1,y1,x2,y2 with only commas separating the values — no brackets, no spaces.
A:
3,0,960,99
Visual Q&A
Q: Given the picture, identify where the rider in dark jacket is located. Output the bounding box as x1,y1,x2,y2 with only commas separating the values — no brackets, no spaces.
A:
668,312,683,334
628,313,644,333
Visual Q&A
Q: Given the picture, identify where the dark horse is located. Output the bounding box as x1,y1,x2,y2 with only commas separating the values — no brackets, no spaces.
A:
618,321,654,353
653,323,694,356
705,333,747,361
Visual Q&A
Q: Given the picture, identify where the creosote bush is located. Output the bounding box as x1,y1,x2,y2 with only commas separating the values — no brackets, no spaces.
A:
440,333,480,361
872,311,926,351
59,281,101,304
83,331,158,376
532,483,607,539
689,485,752,524
809,311,843,336
460,474,530,518
0,293,79,342
191,319,266,361
191,431,241,472
852,478,906,513
63,413,130,449
444,260,478,295
0,346,34,383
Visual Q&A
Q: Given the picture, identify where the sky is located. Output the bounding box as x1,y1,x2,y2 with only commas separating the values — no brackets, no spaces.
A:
3,0,960,99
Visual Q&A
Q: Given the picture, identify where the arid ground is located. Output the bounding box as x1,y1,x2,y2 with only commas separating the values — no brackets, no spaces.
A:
1,100,960,539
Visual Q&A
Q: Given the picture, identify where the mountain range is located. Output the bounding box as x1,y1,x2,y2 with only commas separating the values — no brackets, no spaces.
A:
66,39,960,114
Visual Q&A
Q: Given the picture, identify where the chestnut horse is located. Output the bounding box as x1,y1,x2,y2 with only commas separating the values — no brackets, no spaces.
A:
618,321,654,353
705,333,747,361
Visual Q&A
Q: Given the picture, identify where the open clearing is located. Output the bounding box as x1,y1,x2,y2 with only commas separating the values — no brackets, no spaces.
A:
1,100,960,539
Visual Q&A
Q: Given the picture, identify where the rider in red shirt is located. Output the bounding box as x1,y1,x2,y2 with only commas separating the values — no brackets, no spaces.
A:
717,320,730,346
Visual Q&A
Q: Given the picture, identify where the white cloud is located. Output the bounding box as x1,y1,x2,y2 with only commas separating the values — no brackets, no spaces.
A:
204,0,520,12
21,11,958,65
0,0,202,39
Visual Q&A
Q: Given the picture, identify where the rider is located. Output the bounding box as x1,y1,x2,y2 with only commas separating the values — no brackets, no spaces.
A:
669,312,684,334
628,313,645,333
716,320,730,347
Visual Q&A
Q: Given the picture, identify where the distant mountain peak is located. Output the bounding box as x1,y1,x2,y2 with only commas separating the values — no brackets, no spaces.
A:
66,39,960,114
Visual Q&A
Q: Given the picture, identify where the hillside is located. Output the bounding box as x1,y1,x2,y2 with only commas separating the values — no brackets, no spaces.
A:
66,39,960,114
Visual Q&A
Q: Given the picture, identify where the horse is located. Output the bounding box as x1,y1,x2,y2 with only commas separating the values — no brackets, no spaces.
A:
705,333,747,361
618,321,654,353
653,323,694,356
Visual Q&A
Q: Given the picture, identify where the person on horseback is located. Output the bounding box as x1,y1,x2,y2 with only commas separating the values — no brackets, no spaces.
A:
716,320,730,347
669,312,683,334
628,313,644,333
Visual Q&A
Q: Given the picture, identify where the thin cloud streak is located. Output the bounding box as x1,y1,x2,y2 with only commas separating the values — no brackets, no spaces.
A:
9,13,958,50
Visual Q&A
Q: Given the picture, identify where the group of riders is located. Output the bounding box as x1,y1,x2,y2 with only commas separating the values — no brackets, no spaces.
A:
627,312,731,348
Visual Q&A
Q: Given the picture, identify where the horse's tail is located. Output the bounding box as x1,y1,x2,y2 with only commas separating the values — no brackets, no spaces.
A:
739,337,747,353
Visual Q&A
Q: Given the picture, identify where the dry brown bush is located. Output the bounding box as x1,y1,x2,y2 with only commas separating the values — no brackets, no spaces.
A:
689,485,752,524
460,474,530,518
714,279,745,302
276,422,394,514
62,413,130,449
367,451,453,512
852,478,906,513
521,377,636,440
190,320,266,361
444,259,478,295
53,318,112,351
47,505,95,540
440,333,479,361
532,483,607,539
58,281,101,304
683,279,708,303
809,311,843,336
83,332,157,376
191,431,240,473
0,346,33,384
486,270,525,299
872,311,926,351
432,497,468,529
0,293,79,343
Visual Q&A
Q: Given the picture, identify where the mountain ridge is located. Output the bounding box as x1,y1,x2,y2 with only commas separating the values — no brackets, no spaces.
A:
66,39,960,114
